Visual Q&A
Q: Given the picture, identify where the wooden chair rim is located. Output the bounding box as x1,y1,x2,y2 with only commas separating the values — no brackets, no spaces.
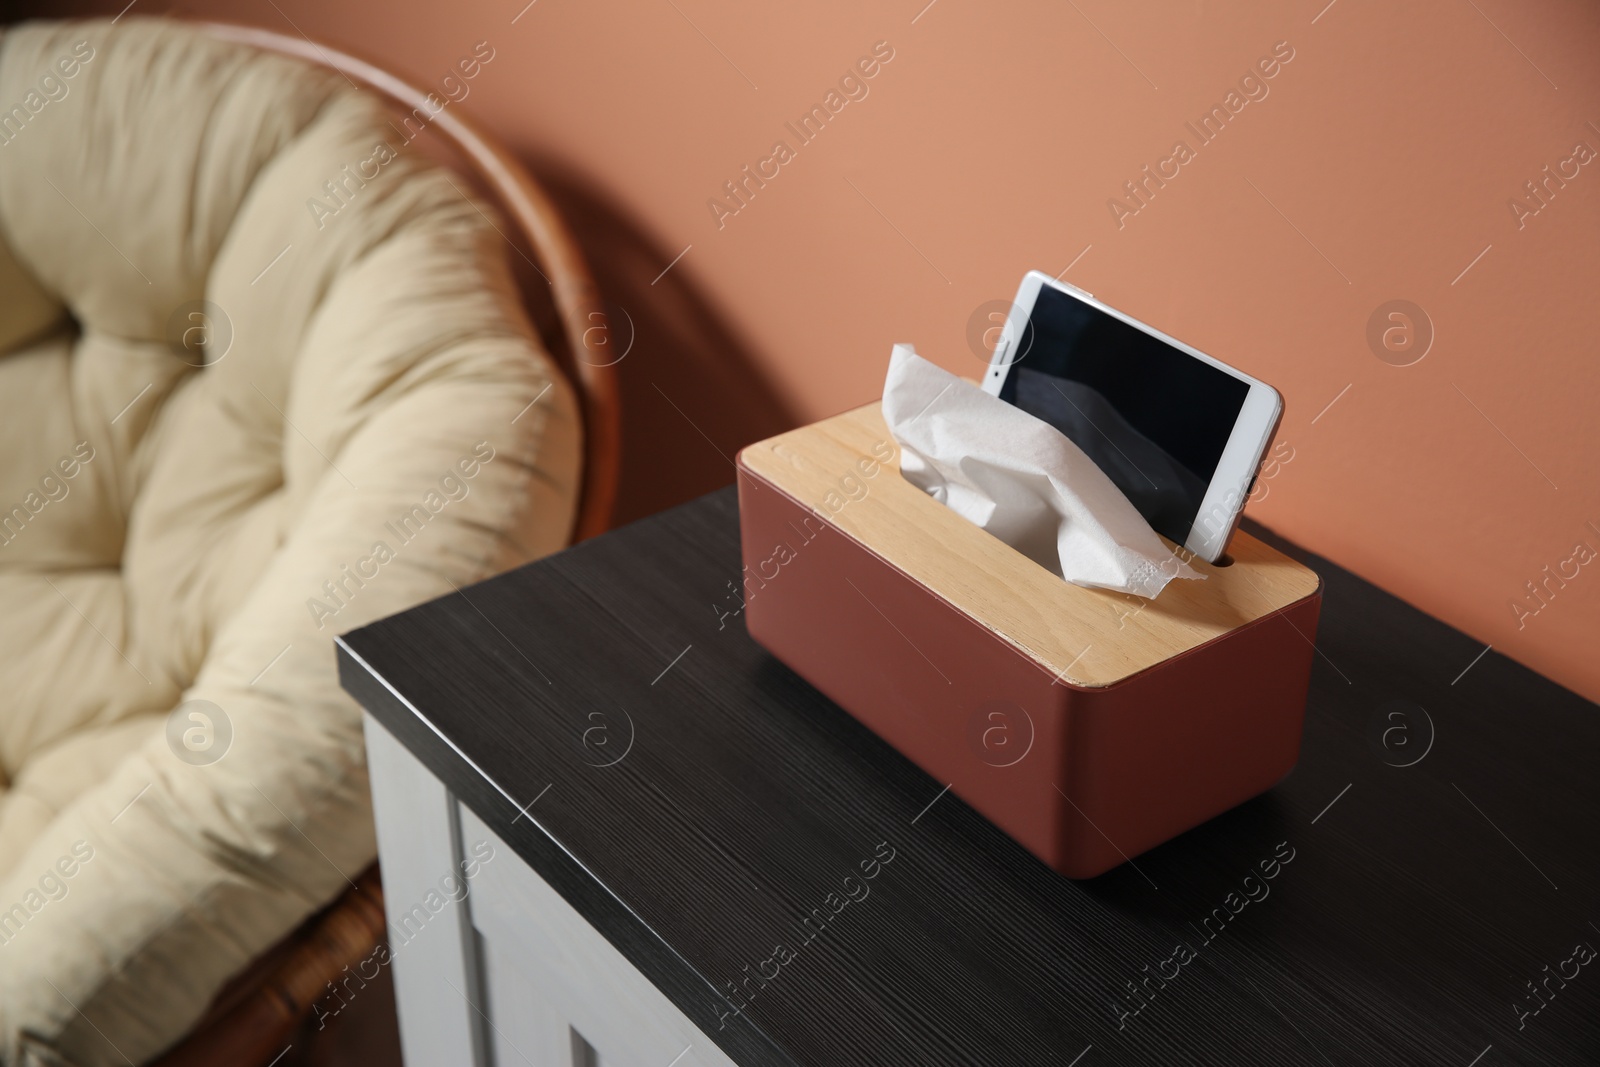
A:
200,20,621,542
147,18,624,1065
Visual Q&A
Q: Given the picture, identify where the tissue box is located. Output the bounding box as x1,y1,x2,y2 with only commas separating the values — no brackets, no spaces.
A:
736,403,1321,879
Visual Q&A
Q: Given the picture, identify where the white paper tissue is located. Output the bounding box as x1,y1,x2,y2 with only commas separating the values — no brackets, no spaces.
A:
882,343,1202,599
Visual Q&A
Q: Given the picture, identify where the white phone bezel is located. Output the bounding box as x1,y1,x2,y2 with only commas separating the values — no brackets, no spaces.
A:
980,270,1282,564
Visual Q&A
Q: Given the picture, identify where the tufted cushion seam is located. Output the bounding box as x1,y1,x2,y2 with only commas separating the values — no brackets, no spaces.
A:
0,17,582,1064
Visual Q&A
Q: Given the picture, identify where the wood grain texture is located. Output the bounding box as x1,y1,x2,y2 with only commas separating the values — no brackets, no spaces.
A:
737,403,1319,686
339,488,1600,1067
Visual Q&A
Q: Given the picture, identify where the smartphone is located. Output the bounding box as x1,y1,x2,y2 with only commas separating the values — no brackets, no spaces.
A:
981,270,1282,564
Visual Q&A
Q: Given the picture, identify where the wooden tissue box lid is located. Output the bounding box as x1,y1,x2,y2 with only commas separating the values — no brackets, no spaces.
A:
738,402,1321,688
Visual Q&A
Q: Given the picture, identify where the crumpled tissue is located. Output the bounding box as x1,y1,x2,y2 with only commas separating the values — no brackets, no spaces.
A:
882,343,1203,598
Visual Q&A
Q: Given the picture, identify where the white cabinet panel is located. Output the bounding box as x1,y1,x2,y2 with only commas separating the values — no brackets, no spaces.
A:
477,926,599,1067
365,713,488,1066
461,806,738,1067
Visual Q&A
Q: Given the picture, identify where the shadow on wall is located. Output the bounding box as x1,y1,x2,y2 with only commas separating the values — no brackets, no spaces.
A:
531,165,799,527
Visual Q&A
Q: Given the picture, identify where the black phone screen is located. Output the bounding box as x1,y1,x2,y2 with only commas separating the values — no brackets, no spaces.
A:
997,285,1250,546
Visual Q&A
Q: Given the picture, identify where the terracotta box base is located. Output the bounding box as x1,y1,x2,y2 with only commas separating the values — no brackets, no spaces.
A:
736,404,1321,878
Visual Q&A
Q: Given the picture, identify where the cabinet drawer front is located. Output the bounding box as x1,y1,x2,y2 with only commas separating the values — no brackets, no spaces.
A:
462,806,739,1067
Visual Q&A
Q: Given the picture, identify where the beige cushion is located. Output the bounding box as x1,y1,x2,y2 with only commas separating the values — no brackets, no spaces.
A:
0,17,580,1065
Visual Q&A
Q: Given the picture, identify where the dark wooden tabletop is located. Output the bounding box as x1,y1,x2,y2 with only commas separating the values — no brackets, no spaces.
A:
339,486,1600,1067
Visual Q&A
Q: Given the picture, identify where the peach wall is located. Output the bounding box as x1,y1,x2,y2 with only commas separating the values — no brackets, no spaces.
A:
24,0,1600,703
